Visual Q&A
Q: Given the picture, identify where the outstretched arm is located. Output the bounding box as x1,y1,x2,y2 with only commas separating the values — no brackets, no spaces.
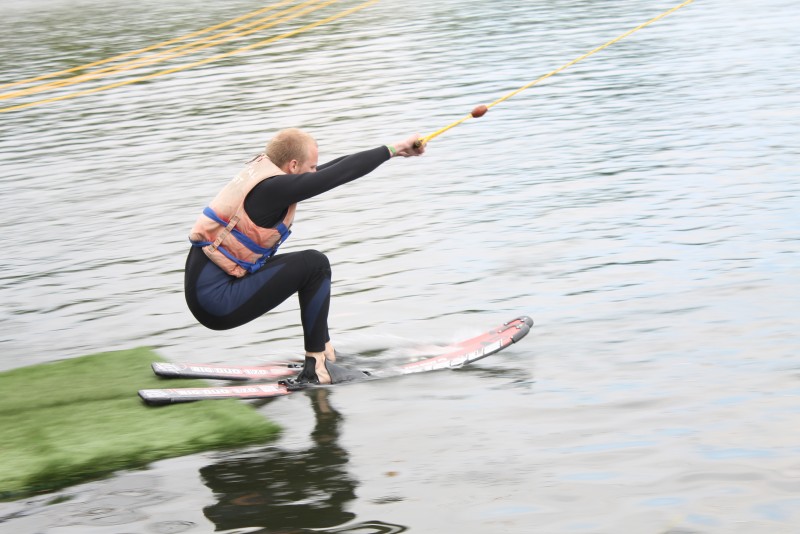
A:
245,134,425,226
254,134,425,204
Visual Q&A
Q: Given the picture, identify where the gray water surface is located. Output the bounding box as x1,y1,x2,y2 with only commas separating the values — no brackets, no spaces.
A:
1,0,799,532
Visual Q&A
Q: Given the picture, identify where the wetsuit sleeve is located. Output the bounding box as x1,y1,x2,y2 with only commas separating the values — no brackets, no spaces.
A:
317,155,347,171
273,146,389,202
244,146,391,226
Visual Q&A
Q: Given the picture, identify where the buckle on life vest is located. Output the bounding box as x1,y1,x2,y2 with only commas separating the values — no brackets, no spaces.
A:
208,214,240,253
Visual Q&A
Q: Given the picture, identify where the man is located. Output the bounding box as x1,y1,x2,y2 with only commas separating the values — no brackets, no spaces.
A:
185,129,425,384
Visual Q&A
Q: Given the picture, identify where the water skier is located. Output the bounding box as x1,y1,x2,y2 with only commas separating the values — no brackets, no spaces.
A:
184,129,425,384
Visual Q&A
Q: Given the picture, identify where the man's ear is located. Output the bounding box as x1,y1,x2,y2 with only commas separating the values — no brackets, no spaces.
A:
287,159,299,173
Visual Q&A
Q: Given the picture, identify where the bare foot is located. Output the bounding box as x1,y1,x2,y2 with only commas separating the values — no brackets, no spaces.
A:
324,341,336,363
305,352,331,384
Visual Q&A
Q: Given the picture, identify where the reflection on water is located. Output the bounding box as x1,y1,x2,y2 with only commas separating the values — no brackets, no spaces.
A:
201,389,391,533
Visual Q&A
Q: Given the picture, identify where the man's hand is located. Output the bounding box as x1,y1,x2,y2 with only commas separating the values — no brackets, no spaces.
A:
387,133,426,158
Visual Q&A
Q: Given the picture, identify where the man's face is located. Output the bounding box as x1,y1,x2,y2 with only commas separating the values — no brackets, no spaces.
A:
296,144,319,173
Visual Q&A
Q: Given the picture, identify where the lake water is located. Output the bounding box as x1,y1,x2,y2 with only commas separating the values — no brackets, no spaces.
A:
1,0,799,532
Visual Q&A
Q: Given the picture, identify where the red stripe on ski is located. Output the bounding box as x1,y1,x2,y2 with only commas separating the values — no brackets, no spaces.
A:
151,361,298,380
139,383,290,405
396,316,532,374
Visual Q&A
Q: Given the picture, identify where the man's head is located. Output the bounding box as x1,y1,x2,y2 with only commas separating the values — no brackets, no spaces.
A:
266,128,318,174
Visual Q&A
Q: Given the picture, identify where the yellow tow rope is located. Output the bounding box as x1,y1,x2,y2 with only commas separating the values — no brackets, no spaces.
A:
0,0,332,102
416,0,695,147
2,0,694,116
0,0,378,114
0,0,298,92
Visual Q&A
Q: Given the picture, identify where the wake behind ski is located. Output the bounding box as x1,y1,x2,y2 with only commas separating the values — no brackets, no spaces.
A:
138,316,532,406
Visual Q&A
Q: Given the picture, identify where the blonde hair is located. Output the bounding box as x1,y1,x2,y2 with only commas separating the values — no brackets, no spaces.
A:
265,128,317,167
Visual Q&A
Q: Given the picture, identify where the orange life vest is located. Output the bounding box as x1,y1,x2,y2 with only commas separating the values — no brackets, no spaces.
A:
189,154,296,278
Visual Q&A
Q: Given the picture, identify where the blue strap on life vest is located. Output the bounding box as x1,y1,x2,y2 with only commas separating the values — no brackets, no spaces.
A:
190,206,292,273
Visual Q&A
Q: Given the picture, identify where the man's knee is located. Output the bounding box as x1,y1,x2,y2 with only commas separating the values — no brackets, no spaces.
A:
302,249,331,275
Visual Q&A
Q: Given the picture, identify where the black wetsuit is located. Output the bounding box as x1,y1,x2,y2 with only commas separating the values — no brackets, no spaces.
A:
184,146,391,353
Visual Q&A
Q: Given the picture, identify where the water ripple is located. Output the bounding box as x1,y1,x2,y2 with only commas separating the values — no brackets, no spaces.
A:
1,0,799,531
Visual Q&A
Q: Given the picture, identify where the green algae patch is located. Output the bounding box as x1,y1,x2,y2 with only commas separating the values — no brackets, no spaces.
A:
0,348,280,500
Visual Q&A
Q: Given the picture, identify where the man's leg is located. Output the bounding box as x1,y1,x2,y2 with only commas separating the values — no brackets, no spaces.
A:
195,249,336,382
295,250,335,384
